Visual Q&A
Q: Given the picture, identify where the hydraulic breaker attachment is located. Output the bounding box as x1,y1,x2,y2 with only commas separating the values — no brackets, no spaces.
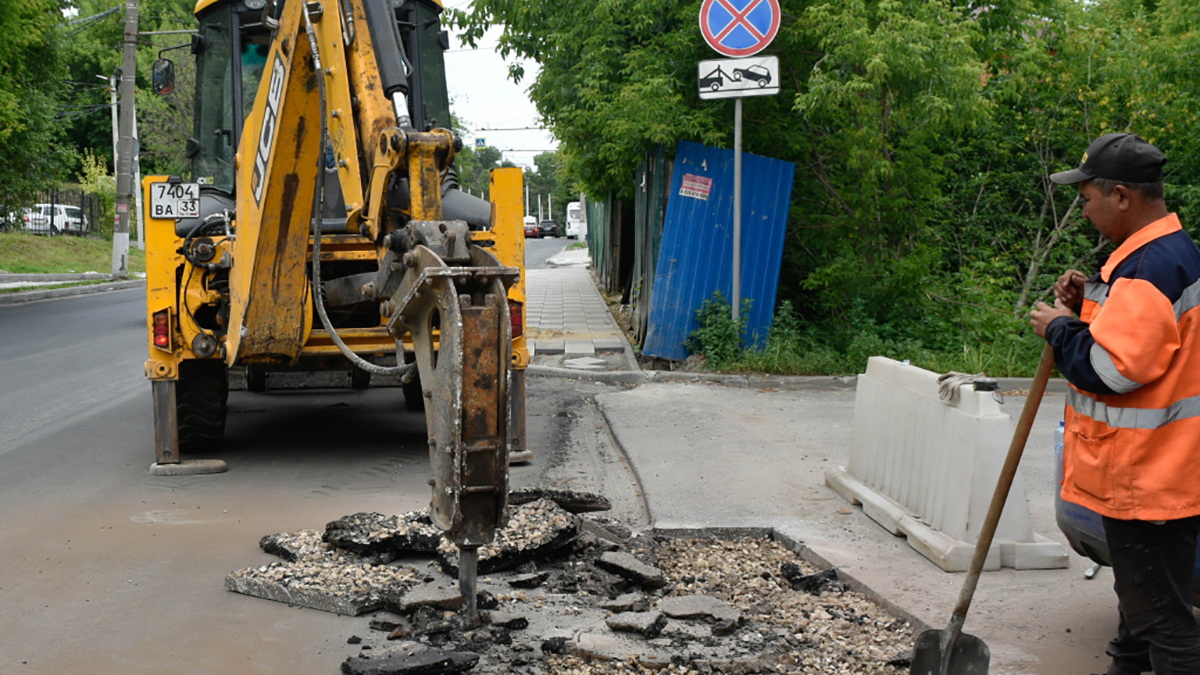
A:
384,242,519,618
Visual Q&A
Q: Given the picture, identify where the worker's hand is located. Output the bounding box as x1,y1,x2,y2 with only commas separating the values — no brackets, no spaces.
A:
1054,270,1087,315
1030,299,1074,338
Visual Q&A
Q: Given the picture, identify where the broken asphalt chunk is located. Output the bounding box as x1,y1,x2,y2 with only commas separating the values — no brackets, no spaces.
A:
340,648,479,675
658,594,741,624
595,551,666,589
599,592,649,613
482,610,529,630
325,512,442,556
384,583,463,614
780,564,842,594
507,571,549,589
225,562,415,616
605,610,666,638
258,530,394,565
438,499,579,575
508,487,612,513
568,632,669,666
369,615,405,632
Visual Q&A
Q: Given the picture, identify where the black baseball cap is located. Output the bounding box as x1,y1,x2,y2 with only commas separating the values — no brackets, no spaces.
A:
1050,132,1166,185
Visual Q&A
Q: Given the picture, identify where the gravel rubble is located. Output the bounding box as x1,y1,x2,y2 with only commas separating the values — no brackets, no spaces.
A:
229,492,915,674
437,498,580,574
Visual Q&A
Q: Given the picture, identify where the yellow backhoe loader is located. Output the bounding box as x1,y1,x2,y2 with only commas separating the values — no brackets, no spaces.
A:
141,0,529,611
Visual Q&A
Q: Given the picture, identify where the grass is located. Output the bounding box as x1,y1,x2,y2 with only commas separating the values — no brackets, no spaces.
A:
566,242,588,251
0,232,146,275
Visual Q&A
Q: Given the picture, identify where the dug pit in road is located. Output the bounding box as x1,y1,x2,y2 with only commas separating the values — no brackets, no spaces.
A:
227,491,917,674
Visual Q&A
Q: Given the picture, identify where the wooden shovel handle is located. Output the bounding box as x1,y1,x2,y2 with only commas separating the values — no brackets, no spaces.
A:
951,344,1056,621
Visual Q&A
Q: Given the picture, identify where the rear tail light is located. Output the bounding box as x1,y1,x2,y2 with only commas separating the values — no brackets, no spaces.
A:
152,309,172,350
509,301,523,339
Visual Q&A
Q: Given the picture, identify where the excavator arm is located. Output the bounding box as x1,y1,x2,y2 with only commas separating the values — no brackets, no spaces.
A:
225,0,512,613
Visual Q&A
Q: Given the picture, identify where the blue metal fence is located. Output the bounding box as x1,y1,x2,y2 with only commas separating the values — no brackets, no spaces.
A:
642,140,795,361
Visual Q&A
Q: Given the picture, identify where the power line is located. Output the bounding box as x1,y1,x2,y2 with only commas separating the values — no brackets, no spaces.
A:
68,6,120,27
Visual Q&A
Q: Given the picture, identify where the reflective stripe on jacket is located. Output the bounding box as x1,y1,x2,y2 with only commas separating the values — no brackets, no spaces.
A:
1046,213,1200,520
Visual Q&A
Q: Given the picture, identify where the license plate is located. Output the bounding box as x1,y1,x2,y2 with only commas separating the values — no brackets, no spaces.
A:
149,182,200,219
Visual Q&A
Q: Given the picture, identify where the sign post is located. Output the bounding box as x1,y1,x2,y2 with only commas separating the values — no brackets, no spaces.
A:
698,0,780,323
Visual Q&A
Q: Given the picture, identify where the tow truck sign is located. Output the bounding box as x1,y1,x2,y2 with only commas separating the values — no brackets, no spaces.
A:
698,55,779,100
149,181,200,219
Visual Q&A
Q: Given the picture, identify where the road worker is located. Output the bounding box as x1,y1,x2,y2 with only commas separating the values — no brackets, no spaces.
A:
1030,132,1200,675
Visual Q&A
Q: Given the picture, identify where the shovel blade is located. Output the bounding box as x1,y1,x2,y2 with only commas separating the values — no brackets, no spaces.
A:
910,628,990,675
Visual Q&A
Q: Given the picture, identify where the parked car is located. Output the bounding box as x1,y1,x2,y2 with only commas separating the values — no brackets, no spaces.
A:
33,204,88,234
537,219,559,238
8,208,52,235
524,216,538,238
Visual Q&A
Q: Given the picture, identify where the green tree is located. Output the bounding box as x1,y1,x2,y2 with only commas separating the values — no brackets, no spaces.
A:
448,1,728,200
0,0,71,216
455,144,507,198
60,0,197,177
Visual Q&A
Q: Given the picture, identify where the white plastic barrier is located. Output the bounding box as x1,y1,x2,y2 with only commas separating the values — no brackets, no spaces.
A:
825,357,1067,572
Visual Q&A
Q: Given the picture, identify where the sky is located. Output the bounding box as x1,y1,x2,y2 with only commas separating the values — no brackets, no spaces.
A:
441,7,558,170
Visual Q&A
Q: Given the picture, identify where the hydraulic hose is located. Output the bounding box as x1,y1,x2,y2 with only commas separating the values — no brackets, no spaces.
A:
302,3,415,381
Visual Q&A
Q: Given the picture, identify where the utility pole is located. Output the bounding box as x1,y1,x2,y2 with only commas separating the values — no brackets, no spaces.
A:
548,194,552,220
132,108,144,250
112,0,138,278
101,73,118,170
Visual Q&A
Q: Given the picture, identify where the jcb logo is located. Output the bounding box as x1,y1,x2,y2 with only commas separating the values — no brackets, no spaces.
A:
251,53,286,206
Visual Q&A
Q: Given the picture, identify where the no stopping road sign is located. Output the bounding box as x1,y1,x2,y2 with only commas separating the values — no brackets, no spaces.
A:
699,0,781,58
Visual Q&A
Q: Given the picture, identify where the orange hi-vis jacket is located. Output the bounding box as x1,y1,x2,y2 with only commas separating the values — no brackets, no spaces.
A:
1046,213,1200,521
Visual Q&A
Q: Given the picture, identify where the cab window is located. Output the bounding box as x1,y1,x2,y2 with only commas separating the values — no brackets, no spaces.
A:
192,6,236,193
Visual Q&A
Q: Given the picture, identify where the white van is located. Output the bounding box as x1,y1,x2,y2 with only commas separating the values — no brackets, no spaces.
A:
565,202,586,239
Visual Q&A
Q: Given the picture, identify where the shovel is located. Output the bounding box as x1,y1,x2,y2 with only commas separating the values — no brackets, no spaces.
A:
910,344,1056,675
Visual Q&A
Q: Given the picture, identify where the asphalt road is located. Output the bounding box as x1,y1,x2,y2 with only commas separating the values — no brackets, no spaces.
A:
523,235,573,269
0,287,635,673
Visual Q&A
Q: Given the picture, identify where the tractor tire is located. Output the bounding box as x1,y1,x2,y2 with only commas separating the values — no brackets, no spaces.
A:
176,359,228,453
401,353,425,411
245,364,267,392
350,368,371,390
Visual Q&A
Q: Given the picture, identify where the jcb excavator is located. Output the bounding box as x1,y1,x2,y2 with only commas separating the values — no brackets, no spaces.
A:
141,0,529,610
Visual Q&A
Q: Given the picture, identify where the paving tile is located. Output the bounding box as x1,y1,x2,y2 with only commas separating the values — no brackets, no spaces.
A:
564,357,608,371
592,338,627,354
564,340,595,356
535,339,565,355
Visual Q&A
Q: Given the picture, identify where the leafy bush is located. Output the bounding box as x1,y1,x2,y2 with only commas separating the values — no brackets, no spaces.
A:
684,292,748,370
78,150,115,238
684,293,1046,376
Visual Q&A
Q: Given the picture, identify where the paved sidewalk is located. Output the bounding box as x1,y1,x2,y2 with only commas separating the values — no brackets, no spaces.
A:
526,260,639,372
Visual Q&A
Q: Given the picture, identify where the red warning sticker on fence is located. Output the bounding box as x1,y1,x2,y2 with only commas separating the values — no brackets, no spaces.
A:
680,174,713,200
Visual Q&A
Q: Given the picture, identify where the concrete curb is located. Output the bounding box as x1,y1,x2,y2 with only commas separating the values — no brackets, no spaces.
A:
0,272,114,283
528,365,1071,393
0,279,145,306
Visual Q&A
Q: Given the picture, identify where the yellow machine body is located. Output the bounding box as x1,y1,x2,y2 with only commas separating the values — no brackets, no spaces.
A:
142,0,529,494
